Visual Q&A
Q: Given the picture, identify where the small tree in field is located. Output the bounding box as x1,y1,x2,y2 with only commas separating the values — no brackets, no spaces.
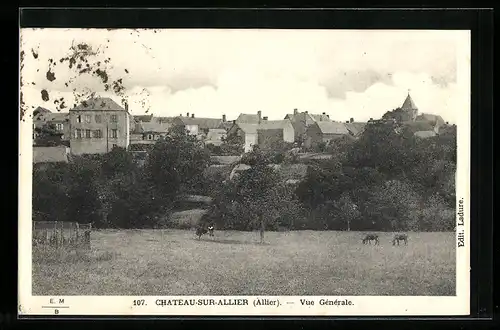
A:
334,193,360,231
145,125,210,201
232,149,299,243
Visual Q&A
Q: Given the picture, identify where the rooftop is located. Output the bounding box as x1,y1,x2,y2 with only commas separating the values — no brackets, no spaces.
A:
315,121,350,135
70,97,126,112
175,116,223,130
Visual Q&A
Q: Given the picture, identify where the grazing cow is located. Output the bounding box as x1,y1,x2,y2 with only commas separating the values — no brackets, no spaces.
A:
392,233,408,246
196,224,215,239
362,234,379,245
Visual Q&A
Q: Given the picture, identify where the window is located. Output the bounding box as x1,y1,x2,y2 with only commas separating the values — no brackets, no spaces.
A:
112,144,118,149
76,115,82,123
56,123,63,131
95,115,102,123
75,129,82,139
147,134,153,140
85,115,91,123
110,114,118,123
85,129,91,138
111,129,118,138
92,130,102,138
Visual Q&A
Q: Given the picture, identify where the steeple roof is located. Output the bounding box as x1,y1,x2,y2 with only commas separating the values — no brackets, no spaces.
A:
401,93,418,110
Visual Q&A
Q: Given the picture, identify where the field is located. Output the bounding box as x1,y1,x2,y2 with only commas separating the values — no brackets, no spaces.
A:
32,230,456,296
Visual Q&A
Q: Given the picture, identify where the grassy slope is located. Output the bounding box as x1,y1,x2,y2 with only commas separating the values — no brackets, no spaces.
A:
32,230,456,296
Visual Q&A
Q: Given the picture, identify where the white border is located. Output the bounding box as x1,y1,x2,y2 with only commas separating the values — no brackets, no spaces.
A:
18,29,471,317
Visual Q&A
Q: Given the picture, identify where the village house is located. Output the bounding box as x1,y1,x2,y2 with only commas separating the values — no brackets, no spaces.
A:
303,121,350,149
227,123,258,153
33,106,71,144
227,117,295,152
343,118,367,138
130,115,173,147
69,97,131,155
204,128,227,146
257,119,295,149
172,113,224,137
235,111,262,124
284,109,331,143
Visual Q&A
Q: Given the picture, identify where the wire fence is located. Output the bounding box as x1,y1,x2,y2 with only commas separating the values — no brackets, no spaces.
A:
32,221,93,250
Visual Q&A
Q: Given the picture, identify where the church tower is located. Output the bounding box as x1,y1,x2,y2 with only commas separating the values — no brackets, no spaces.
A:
401,91,418,121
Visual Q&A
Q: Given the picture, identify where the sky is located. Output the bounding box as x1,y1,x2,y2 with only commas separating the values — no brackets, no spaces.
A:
20,29,470,123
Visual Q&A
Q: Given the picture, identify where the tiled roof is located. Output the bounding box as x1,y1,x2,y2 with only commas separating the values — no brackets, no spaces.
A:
236,113,260,124
315,121,350,135
176,116,223,130
41,112,69,122
33,106,52,119
344,122,367,136
415,113,445,127
139,121,171,133
134,114,154,122
286,112,330,124
234,120,293,134
71,97,126,111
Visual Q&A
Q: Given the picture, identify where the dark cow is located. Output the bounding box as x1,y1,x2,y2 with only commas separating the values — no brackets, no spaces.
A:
362,234,379,245
196,225,215,239
392,233,408,246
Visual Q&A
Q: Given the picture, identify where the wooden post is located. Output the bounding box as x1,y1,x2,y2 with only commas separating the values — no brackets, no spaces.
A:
84,230,91,250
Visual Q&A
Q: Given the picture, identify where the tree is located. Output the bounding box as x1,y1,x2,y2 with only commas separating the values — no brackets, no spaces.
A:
65,156,103,226
145,126,210,200
234,163,296,243
382,107,408,123
32,163,71,222
34,122,66,147
219,133,245,155
333,193,361,231
365,179,421,231
420,193,454,231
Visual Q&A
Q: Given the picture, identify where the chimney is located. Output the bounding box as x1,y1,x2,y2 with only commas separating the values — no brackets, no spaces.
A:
187,112,189,117
222,114,226,122
263,116,268,121
191,113,195,118
179,114,182,117
345,120,349,123
322,112,326,115
257,110,262,123
305,111,308,114
233,120,236,124
350,117,354,123
293,108,298,115
369,117,373,121
124,102,128,112
326,115,329,118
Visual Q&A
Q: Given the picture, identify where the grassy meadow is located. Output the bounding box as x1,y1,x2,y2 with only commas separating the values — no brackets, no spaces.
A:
32,229,456,296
